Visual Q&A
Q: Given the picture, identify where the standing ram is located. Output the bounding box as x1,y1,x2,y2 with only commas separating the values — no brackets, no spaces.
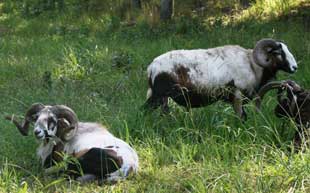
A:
145,39,298,119
257,80,310,149
5,104,139,183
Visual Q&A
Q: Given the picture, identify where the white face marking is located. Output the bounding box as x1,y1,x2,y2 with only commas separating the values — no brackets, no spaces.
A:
34,111,57,140
280,43,298,72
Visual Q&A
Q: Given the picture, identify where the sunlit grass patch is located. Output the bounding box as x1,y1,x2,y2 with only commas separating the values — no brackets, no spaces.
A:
204,0,309,28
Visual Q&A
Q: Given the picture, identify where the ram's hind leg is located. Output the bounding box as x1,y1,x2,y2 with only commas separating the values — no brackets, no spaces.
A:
67,148,123,181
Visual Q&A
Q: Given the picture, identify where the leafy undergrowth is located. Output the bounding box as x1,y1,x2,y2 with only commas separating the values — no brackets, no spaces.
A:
0,1,310,192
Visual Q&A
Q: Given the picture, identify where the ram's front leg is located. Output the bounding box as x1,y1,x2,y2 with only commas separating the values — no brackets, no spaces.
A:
293,125,310,151
232,89,247,120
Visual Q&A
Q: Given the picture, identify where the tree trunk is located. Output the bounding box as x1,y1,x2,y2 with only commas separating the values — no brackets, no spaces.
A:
57,0,65,11
194,0,203,9
80,0,90,12
47,0,56,10
303,15,310,31
240,0,250,8
132,0,142,9
194,0,205,16
160,0,174,21
23,1,30,16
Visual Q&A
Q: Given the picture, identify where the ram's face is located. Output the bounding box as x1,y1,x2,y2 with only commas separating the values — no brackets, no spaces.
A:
33,109,58,140
274,83,299,118
275,43,298,73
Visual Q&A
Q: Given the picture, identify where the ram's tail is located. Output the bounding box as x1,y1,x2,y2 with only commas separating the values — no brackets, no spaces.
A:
146,76,153,100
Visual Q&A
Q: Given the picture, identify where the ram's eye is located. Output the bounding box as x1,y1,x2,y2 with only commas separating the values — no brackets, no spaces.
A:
272,49,282,55
31,115,39,121
48,117,56,130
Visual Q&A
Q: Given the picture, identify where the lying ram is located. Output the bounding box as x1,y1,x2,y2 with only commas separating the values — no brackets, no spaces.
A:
145,39,298,119
257,80,310,148
5,103,139,183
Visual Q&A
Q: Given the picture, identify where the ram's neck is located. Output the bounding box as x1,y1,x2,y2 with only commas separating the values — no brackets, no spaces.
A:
248,51,277,92
37,141,55,166
257,68,278,91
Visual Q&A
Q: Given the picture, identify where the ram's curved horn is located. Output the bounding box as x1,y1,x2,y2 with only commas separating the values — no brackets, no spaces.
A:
255,81,286,109
50,105,79,141
253,39,280,68
5,103,45,136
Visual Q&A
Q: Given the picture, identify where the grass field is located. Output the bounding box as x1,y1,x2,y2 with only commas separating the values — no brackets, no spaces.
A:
0,1,310,192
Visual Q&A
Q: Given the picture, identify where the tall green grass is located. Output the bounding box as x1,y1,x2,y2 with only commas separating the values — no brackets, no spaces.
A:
0,1,310,192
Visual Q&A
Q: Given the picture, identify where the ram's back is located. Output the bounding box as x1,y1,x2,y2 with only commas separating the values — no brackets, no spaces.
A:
147,46,258,94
